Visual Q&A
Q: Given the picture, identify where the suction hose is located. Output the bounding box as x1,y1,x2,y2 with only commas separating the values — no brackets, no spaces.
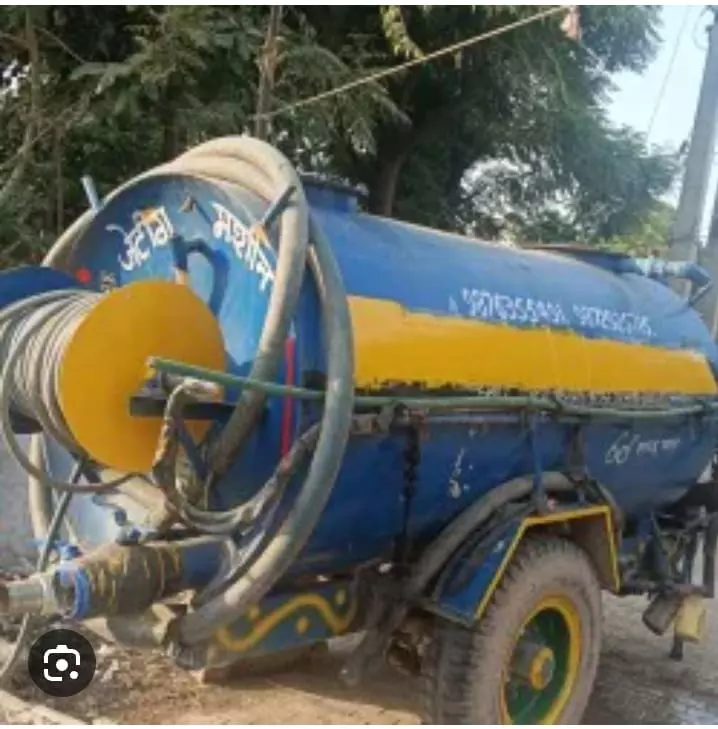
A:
31,136,355,646
45,135,312,473
180,216,354,644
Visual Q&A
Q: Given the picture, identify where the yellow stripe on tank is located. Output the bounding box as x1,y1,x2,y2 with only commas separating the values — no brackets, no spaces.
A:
347,296,718,395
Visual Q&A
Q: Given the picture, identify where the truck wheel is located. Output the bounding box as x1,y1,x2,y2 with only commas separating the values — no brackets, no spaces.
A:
422,536,602,724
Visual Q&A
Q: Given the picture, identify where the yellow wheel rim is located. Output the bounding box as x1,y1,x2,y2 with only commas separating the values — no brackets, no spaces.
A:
499,594,582,724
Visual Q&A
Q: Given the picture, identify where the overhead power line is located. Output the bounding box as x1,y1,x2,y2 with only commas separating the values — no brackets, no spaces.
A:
646,6,691,140
253,5,571,122
0,6,571,183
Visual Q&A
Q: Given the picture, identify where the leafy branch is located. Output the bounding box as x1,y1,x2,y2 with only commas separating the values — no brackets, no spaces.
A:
0,9,40,208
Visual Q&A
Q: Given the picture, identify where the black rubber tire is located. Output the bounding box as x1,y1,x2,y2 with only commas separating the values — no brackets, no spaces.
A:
421,536,602,725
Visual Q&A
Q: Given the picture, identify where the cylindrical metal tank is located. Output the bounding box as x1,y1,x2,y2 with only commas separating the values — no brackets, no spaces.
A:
43,175,718,573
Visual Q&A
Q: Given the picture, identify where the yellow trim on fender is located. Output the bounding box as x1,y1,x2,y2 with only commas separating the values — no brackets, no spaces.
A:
214,592,357,653
474,505,620,621
347,296,717,395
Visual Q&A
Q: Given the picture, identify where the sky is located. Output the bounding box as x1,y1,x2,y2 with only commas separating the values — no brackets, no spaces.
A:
608,4,714,234
609,5,708,152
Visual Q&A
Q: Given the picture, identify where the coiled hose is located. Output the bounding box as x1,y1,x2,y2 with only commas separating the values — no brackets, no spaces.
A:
0,289,130,493
27,136,355,647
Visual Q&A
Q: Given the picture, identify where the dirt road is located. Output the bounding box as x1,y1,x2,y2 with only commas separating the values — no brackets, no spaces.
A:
5,592,718,725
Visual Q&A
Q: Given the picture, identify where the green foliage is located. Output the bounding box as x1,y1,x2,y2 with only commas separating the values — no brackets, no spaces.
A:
272,9,407,169
379,6,424,60
296,6,676,238
0,5,681,267
600,200,674,257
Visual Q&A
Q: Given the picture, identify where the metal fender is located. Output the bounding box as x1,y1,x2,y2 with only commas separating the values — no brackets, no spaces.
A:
424,505,620,627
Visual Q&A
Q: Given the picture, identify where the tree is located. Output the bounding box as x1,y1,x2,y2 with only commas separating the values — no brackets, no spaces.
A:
0,5,680,267
281,6,677,241
0,7,274,262
0,6,401,264
600,199,674,257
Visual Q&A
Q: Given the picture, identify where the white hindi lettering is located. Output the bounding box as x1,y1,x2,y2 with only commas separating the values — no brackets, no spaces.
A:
460,288,568,327
105,202,276,290
572,304,653,340
210,202,275,292
108,206,175,273
604,432,681,466
144,207,174,248
458,288,654,339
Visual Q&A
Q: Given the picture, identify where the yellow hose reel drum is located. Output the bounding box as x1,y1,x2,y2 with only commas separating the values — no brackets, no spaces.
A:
59,279,225,473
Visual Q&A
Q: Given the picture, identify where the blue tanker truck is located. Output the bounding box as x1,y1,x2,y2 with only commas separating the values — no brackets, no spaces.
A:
0,136,717,723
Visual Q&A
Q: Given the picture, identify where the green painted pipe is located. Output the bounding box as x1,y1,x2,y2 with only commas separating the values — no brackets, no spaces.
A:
148,356,718,422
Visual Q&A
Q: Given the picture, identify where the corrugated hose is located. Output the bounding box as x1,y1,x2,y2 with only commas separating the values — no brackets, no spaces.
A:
0,289,136,493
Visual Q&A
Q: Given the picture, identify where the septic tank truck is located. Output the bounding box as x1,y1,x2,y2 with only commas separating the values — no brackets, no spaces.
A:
0,136,717,724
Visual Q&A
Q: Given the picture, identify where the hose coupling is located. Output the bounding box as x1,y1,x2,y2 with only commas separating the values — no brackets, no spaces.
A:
0,572,64,617
0,537,230,622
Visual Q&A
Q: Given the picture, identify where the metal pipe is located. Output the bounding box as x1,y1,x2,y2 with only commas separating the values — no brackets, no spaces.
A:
0,572,61,616
81,175,101,212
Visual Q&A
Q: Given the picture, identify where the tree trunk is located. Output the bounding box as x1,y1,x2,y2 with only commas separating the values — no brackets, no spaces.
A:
255,5,283,140
162,114,179,161
53,128,64,236
368,144,411,217
161,81,180,161
367,103,451,217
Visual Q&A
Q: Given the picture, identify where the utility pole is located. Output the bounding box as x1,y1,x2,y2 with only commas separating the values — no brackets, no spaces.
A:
668,7,718,299
699,195,718,337
254,5,283,141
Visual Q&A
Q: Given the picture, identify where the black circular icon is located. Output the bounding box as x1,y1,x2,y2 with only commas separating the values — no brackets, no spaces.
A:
27,628,97,698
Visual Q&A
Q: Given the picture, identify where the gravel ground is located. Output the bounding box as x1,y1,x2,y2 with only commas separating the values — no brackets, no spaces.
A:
0,689,83,725
1,592,718,725
0,436,34,570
